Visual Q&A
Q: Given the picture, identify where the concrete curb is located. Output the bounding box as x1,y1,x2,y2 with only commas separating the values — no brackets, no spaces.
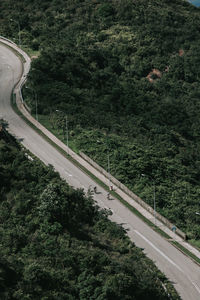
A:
1,37,200,261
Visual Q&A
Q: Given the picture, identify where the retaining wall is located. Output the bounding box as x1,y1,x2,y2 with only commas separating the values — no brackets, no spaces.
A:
0,36,187,241
80,151,187,240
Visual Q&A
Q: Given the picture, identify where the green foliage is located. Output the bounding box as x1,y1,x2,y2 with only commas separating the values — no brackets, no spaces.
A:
0,0,200,295
1,0,199,239
38,181,96,230
0,129,180,299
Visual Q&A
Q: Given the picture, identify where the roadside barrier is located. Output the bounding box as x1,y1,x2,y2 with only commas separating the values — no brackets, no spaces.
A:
80,151,187,240
0,36,187,241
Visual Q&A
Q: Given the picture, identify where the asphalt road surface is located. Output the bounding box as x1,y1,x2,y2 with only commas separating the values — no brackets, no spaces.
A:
0,42,200,300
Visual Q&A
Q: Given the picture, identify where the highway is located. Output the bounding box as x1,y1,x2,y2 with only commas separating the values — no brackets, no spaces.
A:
0,41,200,300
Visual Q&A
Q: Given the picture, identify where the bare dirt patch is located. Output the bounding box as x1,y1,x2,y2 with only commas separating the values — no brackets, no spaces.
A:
146,68,162,83
179,49,184,56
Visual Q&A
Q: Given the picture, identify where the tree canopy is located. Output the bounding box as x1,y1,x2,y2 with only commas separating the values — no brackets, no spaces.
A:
0,125,180,299
1,0,200,241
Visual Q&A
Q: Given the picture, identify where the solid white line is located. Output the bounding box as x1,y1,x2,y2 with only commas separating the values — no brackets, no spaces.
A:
191,282,200,295
134,229,183,272
134,229,200,295
64,171,73,176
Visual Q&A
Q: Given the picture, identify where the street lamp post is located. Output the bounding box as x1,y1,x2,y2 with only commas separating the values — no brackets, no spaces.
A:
10,19,21,47
107,151,111,189
56,110,69,152
97,139,112,190
35,94,38,121
65,115,69,151
25,86,38,121
153,182,156,224
105,139,113,190
142,173,156,224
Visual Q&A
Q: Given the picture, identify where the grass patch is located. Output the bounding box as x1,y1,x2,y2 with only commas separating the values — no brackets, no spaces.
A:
171,241,200,265
21,45,40,59
110,189,172,239
12,94,200,265
37,114,80,153
188,239,200,250
11,96,172,241
10,52,200,265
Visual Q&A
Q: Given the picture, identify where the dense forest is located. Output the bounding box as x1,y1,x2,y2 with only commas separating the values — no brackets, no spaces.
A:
0,124,180,299
0,0,200,243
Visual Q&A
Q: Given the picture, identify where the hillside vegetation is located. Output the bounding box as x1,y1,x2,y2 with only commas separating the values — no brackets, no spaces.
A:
0,125,180,299
0,0,200,243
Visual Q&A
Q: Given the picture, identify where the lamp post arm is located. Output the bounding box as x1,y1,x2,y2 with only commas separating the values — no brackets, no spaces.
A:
153,182,156,224
25,86,38,121
141,173,156,224
66,115,68,149
56,110,69,153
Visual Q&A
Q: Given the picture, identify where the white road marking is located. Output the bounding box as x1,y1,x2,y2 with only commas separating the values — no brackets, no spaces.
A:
134,229,183,272
191,282,200,295
106,213,200,296
129,227,200,296
64,171,73,176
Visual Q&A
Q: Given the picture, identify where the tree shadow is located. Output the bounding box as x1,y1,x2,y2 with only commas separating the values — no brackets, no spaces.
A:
0,118,8,129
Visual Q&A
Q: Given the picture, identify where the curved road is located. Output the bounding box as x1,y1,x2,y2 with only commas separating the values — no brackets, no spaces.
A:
0,42,200,300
